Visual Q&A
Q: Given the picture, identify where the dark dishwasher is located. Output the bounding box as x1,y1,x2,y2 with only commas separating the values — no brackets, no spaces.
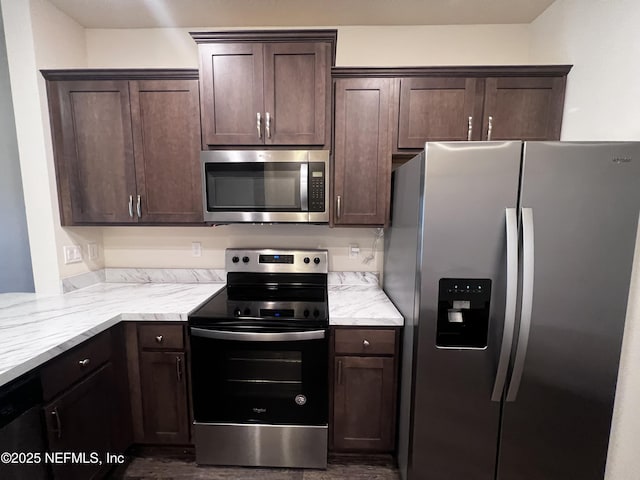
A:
0,374,48,480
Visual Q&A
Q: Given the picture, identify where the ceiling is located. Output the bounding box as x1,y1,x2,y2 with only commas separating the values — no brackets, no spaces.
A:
48,0,556,29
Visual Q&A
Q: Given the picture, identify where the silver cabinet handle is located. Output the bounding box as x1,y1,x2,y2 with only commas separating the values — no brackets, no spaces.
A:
363,339,370,348
128,195,133,218
51,407,62,439
487,115,493,141
257,112,262,139
155,335,163,343
78,358,90,367
191,327,325,342
467,116,473,141
176,356,183,382
266,112,271,139
507,207,535,402
337,359,343,385
491,208,518,402
300,164,308,212
336,195,342,220
136,195,141,218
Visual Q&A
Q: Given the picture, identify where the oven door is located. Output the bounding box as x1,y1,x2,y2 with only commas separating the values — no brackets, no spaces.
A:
190,327,328,426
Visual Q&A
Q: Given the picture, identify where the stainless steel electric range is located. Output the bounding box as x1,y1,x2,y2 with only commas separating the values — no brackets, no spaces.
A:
188,248,329,469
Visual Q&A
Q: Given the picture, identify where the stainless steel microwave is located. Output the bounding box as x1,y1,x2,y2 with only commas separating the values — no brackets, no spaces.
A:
201,150,329,223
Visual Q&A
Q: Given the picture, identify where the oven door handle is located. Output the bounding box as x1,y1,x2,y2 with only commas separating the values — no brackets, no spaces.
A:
190,327,326,342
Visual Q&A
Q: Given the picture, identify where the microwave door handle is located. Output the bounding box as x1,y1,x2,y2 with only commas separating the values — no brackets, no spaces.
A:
190,327,326,342
300,163,308,212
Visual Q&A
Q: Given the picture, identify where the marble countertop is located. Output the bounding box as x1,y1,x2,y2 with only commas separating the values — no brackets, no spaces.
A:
0,271,402,388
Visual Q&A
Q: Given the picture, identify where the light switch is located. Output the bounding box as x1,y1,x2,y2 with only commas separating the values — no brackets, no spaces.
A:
192,242,202,257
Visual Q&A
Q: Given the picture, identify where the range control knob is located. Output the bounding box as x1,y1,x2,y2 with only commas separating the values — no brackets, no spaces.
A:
303,309,310,317
242,256,250,263
232,256,240,263
234,308,242,317
313,257,320,265
303,257,310,264
313,309,320,318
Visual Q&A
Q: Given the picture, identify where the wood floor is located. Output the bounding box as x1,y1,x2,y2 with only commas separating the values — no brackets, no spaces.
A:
108,453,400,480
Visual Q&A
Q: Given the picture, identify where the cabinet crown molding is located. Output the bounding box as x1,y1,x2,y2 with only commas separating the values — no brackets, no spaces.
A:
40,69,199,81
332,65,573,78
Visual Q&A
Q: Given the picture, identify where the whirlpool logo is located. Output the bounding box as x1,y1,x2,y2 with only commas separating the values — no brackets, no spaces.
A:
612,157,632,164
252,407,267,414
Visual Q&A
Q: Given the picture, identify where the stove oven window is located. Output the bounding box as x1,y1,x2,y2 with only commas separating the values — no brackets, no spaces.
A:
191,335,328,426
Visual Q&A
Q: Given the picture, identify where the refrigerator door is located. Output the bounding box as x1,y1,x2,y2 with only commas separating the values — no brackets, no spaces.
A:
383,152,425,480
409,142,522,480
498,142,640,480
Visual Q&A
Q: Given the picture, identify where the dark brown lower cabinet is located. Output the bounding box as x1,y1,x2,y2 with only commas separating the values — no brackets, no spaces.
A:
43,363,114,480
125,322,191,445
333,356,396,451
139,351,190,444
331,327,399,453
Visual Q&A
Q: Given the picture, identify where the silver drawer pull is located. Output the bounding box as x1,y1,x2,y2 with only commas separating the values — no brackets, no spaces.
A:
363,339,370,348
156,335,164,343
78,358,90,367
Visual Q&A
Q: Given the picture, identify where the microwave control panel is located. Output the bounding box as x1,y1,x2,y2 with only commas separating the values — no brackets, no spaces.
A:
309,162,325,212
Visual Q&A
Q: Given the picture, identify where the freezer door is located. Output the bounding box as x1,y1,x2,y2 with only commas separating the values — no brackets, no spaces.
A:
410,142,522,480
498,142,640,480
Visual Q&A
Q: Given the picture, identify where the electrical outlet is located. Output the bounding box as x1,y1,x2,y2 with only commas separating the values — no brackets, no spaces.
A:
88,243,99,260
63,245,82,264
192,242,202,257
349,244,360,259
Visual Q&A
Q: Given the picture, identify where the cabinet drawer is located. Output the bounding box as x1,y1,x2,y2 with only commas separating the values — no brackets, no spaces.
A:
334,328,396,355
138,324,184,350
41,330,112,401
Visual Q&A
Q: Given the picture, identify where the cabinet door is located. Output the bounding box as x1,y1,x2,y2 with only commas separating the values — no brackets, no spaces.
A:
44,363,113,480
49,80,137,224
139,351,190,444
263,42,329,145
199,43,264,146
130,79,203,223
397,77,483,148
334,78,392,226
483,76,566,140
333,356,395,451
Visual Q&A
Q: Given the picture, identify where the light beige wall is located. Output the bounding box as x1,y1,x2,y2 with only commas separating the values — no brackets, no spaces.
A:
336,25,531,66
530,1,640,478
29,0,105,279
0,0,99,292
85,24,532,68
103,225,383,272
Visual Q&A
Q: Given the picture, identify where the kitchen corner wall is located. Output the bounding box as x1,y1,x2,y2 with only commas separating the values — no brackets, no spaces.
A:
0,4,34,293
530,1,640,478
1,0,104,293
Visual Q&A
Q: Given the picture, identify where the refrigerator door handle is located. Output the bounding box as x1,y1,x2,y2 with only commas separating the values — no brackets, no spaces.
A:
491,208,519,402
506,207,535,402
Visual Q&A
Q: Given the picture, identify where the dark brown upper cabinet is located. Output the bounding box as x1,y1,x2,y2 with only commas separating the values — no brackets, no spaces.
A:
397,77,485,147
333,77,392,227
192,30,337,148
336,66,571,156
43,70,203,225
482,76,567,141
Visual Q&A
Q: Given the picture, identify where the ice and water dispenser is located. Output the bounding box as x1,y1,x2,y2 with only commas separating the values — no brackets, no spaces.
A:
436,278,492,349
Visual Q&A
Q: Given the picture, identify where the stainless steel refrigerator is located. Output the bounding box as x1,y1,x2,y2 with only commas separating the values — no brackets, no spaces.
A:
383,141,640,480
